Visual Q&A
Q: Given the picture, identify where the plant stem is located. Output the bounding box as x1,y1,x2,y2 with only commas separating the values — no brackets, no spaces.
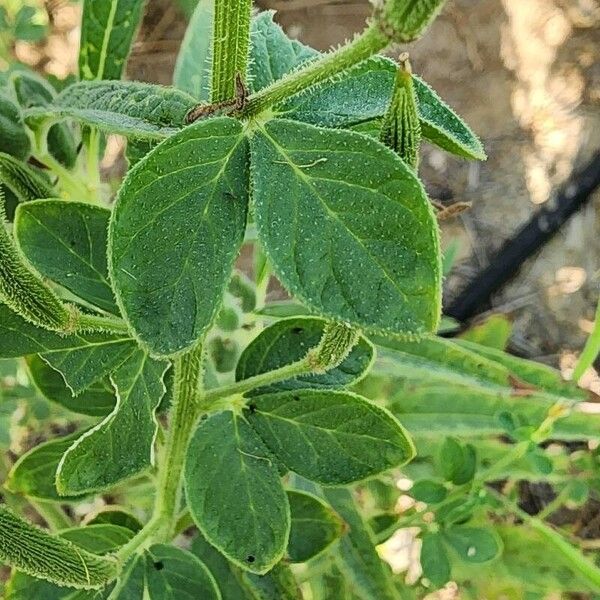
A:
202,357,312,406
74,311,130,335
240,22,389,118
36,152,92,202
211,0,252,102
29,499,71,532
153,344,204,538
487,486,600,590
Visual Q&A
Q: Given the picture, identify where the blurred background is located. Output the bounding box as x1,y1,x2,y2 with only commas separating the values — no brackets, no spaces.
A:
1,0,599,378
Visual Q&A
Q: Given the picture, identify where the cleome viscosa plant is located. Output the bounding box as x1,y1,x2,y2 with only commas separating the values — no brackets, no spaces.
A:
0,0,599,598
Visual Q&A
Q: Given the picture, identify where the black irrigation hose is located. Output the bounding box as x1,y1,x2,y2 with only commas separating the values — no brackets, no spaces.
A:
445,150,600,324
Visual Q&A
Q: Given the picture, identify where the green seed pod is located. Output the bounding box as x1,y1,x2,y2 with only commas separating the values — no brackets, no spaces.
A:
0,191,70,331
0,93,31,161
209,336,239,373
308,322,360,373
374,0,448,43
216,305,241,332
0,151,54,203
380,54,422,169
0,507,118,589
10,71,78,169
228,271,257,313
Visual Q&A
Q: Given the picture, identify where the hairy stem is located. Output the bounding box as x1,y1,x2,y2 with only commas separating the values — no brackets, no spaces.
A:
29,500,71,532
240,22,388,118
487,486,600,590
211,0,252,102
153,344,204,538
74,311,130,335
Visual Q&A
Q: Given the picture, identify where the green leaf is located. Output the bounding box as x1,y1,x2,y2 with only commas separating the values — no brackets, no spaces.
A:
444,526,502,564
0,152,54,203
459,314,512,350
287,490,344,563
240,563,302,600
6,431,84,501
437,437,466,483
0,508,117,589
373,334,511,389
420,531,451,588
109,117,249,356
455,338,585,401
0,93,31,160
388,381,600,440
79,0,145,81
191,534,256,600
0,305,137,394
413,75,486,160
323,487,401,600
173,0,213,101
573,298,600,382
252,118,441,337
110,544,220,600
279,58,395,130
26,355,115,416
236,317,374,393
5,524,133,600
13,6,46,42
410,479,447,503
56,351,168,495
10,70,77,168
85,508,142,532
249,11,317,93
184,410,290,574
15,200,118,314
26,82,197,141
246,389,415,485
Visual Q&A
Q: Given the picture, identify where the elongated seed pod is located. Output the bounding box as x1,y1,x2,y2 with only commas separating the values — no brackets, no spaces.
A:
0,151,54,203
308,322,360,373
380,54,422,169
0,507,118,589
374,0,448,43
0,191,70,330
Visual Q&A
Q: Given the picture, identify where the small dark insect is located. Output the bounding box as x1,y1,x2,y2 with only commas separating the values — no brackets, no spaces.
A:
153,561,164,571
185,73,249,124
431,200,472,220
247,403,257,414
290,327,304,334
246,555,255,563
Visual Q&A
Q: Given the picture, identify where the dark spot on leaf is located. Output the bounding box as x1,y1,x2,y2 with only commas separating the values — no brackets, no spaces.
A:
291,327,304,334
153,561,164,571
248,403,256,414
293,396,300,402
246,555,255,563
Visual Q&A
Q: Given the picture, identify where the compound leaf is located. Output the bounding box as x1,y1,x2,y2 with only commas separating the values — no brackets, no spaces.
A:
79,0,145,81
15,200,118,314
287,490,344,563
109,117,249,356
236,317,374,393
55,351,168,495
184,410,290,574
25,82,196,141
252,118,441,337
246,389,414,485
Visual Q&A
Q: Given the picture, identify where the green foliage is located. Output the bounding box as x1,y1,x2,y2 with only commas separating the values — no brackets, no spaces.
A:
109,117,248,356
79,0,146,81
251,118,441,336
0,2,598,599
185,410,290,574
